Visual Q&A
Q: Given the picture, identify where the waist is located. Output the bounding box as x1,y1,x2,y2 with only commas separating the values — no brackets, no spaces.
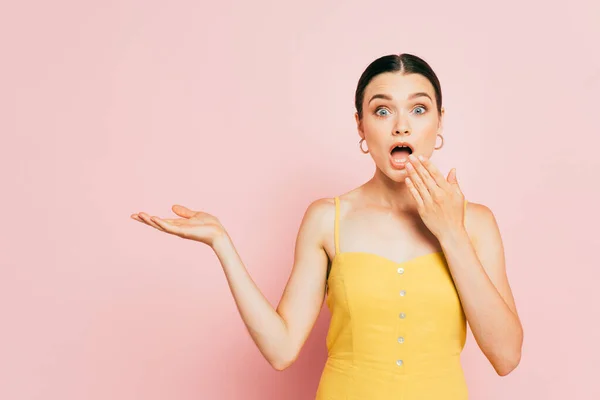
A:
317,355,468,399
326,352,464,376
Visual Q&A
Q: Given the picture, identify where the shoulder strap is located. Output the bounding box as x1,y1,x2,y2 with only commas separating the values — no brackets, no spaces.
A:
334,196,340,255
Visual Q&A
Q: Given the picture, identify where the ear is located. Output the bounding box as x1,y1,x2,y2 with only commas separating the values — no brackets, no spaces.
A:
437,107,445,133
355,112,364,139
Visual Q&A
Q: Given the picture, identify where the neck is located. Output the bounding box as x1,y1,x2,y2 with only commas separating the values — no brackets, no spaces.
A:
362,167,417,213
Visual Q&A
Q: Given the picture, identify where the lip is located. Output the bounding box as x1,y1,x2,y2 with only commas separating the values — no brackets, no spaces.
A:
389,153,408,170
388,141,414,170
389,141,415,155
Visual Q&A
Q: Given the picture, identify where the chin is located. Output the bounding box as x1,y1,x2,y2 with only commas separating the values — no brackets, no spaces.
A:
383,167,408,183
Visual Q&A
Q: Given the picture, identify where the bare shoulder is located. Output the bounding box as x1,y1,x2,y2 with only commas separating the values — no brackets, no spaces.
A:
303,197,335,224
465,200,495,218
464,200,502,249
299,197,336,248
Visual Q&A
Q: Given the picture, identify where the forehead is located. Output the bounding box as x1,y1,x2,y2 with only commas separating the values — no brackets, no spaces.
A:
364,72,435,102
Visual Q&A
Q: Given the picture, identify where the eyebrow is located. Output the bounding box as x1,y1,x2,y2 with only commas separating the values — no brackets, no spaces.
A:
368,92,432,104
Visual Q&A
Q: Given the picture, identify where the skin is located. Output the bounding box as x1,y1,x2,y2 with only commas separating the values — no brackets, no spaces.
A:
131,71,523,376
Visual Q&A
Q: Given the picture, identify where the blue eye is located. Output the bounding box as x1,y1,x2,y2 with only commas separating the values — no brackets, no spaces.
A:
376,108,390,117
413,106,426,115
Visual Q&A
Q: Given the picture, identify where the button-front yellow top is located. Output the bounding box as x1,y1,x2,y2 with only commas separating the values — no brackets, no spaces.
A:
315,197,469,400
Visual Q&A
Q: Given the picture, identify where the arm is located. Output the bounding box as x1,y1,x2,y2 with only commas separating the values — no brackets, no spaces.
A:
440,203,523,376
212,198,331,370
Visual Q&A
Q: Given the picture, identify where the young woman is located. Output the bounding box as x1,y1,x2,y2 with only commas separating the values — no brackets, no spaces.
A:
131,53,523,399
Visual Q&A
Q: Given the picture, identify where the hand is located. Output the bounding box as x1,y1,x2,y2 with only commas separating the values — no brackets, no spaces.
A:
404,153,466,240
131,205,228,248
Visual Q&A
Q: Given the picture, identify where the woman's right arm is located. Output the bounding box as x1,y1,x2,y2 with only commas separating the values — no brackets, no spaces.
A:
132,198,332,371
212,198,331,370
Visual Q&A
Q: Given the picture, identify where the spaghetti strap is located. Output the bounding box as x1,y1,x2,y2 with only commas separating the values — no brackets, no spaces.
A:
334,196,340,256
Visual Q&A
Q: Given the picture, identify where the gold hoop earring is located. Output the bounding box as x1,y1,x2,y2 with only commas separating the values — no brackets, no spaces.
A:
359,138,369,154
434,134,444,150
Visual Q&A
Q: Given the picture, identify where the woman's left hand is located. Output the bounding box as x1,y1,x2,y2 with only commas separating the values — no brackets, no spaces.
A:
404,153,466,240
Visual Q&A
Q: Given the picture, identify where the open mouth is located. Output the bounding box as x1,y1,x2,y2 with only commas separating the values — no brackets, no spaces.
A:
389,142,414,170
390,143,414,157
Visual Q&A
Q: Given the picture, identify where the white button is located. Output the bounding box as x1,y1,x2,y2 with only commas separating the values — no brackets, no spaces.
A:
397,267,404,274
399,312,406,319
399,290,406,296
396,360,403,366
398,337,405,344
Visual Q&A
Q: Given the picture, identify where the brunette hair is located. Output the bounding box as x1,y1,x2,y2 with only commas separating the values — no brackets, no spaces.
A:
354,53,442,120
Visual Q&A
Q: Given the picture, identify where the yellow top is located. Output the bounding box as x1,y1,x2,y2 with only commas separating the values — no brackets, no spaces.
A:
315,197,469,399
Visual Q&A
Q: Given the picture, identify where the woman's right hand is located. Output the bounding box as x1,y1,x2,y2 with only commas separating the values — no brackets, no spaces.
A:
131,205,228,248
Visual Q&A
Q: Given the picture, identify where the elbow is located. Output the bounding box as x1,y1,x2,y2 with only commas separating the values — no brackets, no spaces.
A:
495,348,522,376
495,325,524,376
269,349,299,372
268,328,301,371
270,355,296,371
271,360,291,371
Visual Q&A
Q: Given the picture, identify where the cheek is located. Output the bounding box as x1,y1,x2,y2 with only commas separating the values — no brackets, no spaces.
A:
362,121,387,143
363,120,394,147
414,119,439,140
363,116,389,131
414,114,438,128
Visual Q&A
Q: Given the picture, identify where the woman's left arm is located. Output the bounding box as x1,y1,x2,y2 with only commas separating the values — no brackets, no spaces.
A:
403,153,523,376
439,203,523,376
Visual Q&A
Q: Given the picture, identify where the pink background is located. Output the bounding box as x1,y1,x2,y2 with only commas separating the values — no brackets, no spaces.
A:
2,1,599,399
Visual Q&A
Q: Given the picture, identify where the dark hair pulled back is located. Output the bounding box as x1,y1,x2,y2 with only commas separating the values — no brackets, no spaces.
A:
354,53,442,120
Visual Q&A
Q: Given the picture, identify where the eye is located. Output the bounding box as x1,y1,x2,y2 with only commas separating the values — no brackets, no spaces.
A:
375,107,391,117
413,105,427,115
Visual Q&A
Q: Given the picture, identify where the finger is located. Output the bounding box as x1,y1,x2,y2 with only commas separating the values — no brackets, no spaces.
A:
139,213,164,231
131,214,144,223
447,168,457,184
447,168,463,193
161,218,182,225
151,217,186,236
132,213,154,228
405,161,432,203
139,212,166,232
405,177,424,208
172,205,196,219
407,154,439,192
414,154,450,189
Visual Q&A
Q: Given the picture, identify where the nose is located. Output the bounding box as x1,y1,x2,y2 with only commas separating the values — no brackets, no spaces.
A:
393,115,411,136
393,126,411,136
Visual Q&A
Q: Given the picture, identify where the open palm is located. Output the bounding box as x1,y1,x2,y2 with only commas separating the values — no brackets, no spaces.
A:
131,205,226,247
